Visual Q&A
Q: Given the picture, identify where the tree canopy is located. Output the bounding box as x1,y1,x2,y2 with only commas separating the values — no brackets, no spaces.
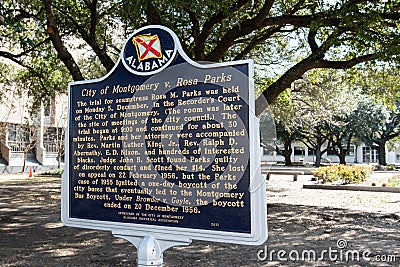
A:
271,65,400,165
1,0,400,114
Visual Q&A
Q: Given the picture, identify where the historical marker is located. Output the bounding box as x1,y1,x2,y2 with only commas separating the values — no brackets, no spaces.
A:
62,25,267,263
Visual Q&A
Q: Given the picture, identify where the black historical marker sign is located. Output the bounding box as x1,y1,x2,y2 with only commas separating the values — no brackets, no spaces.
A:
62,25,267,245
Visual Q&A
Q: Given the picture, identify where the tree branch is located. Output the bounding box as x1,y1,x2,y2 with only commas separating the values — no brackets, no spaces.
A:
233,26,282,60
0,51,35,71
317,54,382,69
255,53,321,116
195,0,251,60
43,0,84,81
87,0,98,41
307,28,318,52
56,2,115,72
146,2,162,24
189,13,200,58
0,37,50,59
234,1,309,60
206,0,275,61
261,14,324,28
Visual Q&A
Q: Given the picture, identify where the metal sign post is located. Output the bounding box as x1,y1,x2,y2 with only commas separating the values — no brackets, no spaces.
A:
112,232,191,267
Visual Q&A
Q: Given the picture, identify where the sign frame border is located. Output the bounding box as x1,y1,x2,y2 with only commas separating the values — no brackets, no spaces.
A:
61,25,267,246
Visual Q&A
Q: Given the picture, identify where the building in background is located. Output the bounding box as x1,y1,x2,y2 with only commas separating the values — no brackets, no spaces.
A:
262,142,400,166
0,87,67,173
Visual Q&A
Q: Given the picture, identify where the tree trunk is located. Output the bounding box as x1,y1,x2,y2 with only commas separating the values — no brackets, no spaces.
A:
354,144,358,163
314,134,326,167
377,141,387,166
283,152,292,166
282,140,293,166
338,151,347,165
22,151,27,173
43,0,84,81
315,149,322,167
276,139,293,166
331,134,351,165
57,151,61,169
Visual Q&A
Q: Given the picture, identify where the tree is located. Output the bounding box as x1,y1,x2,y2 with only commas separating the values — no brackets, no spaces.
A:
276,69,356,166
349,64,400,165
270,90,299,166
350,64,400,108
1,1,400,111
354,98,400,166
274,121,298,166
275,67,400,166
288,71,341,166
20,122,38,172
326,116,355,165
